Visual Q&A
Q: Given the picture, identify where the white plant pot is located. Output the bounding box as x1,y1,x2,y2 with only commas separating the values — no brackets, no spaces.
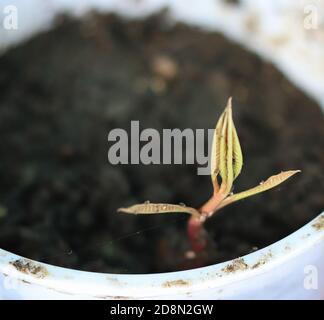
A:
0,0,323,300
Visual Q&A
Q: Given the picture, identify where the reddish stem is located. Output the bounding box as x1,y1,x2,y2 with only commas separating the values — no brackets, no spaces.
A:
187,215,207,253
187,192,226,254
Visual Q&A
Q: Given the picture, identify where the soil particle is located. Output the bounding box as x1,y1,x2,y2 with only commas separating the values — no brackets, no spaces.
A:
222,258,249,273
312,216,324,231
162,279,190,287
251,251,273,269
10,259,48,279
151,54,178,80
244,13,260,34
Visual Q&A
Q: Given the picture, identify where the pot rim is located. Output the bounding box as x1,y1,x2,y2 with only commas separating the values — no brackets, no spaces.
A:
0,212,323,299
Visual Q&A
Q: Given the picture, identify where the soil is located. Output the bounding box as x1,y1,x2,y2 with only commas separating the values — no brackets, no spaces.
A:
0,12,323,274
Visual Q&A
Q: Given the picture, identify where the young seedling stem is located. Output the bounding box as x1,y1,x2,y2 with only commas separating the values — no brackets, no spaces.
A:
118,98,300,256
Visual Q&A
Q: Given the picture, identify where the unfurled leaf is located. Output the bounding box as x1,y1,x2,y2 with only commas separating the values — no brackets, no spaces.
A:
118,202,200,217
217,170,301,209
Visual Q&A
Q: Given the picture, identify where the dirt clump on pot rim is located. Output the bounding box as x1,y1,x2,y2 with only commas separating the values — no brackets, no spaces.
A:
10,259,49,279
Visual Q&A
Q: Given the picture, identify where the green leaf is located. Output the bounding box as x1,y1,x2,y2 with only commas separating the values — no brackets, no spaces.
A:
217,170,301,209
210,98,243,194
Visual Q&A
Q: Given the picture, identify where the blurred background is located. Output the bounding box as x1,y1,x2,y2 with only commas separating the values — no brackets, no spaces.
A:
0,0,323,274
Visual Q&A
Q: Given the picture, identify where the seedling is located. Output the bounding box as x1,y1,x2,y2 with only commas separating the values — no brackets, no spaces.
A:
118,98,300,254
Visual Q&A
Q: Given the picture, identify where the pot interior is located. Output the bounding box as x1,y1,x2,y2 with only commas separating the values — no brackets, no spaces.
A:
0,12,323,274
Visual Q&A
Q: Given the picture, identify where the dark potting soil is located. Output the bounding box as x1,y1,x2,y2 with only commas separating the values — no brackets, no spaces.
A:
0,12,323,274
